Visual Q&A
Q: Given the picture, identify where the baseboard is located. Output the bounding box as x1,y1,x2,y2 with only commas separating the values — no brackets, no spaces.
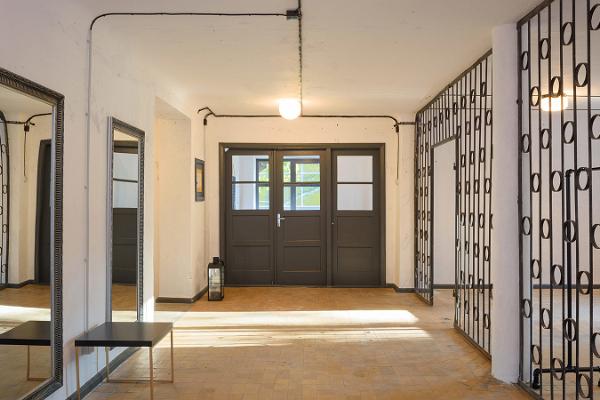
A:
433,284,455,289
386,283,415,293
66,347,138,400
6,279,35,288
156,285,208,304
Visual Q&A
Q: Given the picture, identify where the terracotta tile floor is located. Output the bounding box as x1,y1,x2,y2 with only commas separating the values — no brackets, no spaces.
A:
85,288,530,400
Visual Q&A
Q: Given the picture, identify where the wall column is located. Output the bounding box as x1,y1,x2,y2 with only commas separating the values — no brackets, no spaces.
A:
490,23,520,383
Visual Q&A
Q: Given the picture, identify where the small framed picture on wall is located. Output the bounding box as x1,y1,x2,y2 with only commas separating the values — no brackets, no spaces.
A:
195,159,205,201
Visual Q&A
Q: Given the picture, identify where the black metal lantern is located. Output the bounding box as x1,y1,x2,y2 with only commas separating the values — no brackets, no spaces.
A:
207,257,225,301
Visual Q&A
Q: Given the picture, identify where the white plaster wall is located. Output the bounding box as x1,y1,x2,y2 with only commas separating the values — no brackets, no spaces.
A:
6,116,52,284
204,117,414,287
154,117,194,298
433,140,456,286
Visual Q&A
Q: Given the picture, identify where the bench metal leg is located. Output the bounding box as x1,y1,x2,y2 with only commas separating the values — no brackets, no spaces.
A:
75,347,80,400
149,347,154,400
26,345,47,382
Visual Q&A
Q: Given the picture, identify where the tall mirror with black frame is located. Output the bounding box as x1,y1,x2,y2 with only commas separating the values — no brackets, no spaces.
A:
108,117,144,323
0,68,63,400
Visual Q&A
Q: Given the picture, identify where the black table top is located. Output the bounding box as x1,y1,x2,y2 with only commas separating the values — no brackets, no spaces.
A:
0,321,51,346
74,322,173,348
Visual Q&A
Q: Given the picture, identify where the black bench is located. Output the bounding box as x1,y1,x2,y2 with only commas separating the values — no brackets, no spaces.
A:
74,322,174,400
0,320,51,381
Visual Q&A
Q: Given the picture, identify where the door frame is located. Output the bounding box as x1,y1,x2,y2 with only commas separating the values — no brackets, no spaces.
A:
219,143,386,287
34,139,52,283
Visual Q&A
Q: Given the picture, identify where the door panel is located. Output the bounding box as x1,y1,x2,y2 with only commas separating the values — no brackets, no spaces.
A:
275,151,327,285
332,150,381,286
225,150,274,284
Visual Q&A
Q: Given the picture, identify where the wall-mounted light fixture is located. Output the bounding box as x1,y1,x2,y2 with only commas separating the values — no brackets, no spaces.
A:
278,98,302,120
541,93,569,112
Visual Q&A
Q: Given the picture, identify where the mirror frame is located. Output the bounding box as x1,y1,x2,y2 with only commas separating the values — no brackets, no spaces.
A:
106,117,144,322
0,67,64,398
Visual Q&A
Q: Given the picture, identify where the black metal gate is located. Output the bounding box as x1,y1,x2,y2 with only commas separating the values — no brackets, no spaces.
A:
415,51,494,355
518,0,600,397
0,111,8,289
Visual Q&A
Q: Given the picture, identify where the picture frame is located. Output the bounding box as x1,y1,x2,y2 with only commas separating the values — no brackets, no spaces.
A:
195,158,205,201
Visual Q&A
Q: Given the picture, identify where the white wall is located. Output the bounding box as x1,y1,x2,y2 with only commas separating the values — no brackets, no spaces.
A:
204,117,414,287
6,115,52,284
433,140,456,286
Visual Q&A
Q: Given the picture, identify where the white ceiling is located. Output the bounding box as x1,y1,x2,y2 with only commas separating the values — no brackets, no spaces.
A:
88,0,542,116
0,85,52,119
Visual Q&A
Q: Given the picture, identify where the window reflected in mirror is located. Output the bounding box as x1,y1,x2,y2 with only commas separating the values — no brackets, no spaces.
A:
111,128,141,322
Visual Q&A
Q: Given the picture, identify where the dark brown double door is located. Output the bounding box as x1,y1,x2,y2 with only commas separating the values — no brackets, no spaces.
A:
224,147,381,286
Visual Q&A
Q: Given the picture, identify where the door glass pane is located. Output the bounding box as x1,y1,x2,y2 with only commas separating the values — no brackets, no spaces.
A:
284,185,320,211
231,154,270,210
283,155,320,183
233,183,270,210
337,155,373,182
232,155,269,182
337,184,373,210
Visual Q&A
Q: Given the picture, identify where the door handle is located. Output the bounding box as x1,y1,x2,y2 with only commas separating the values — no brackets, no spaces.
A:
277,213,286,227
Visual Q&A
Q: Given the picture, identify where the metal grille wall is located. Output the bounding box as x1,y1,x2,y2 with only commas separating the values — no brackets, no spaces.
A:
518,0,600,397
415,51,494,355
0,113,8,288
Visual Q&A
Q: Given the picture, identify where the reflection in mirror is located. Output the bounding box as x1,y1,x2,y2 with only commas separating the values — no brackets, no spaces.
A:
109,119,144,322
0,84,52,399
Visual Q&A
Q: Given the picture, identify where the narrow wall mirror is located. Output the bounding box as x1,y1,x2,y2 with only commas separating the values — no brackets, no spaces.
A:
0,68,63,399
107,117,144,322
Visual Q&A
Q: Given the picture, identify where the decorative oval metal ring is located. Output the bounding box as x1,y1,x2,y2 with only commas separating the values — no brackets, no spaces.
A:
563,220,577,242
475,116,481,132
530,86,541,107
479,148,486,162
522,216,531,236
531,173,541,193
473,307,479,321
484,178,491,194
591,114,600,140
469,212,475,227
540,128,551,149
466,121,472,135
483,313,490,329
539,38,551,60
551,170,563,192
460,95,467,108
474,243,480,257
445,108,450,120
561,21,574,45
577,270,592,295
483,245,490,262
575,63,590,87
485,110,492,126
461,154,466,167
592,224,600,250
563,318,577,342
460,212,465,225
590,4,600,31
522,298,532,318
478,213,485,228
551,357,565,381
551,264,563,287
541,308,552,329
466,182,471,195
577,373,592,399
576,167,590,191
592,332,600,358
452,102,458,115
541,218,552,239
470,89,476,104
469,150,475,164
474,179,480,194
531,344,542,365
521,51,530,70
480,81,487,96
550,76,562,97
531,259,541,279
478,278,484,294
521,133,531,153
563,121,575,144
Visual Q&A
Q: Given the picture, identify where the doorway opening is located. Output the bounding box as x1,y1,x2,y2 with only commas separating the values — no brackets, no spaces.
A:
221,144,385,287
